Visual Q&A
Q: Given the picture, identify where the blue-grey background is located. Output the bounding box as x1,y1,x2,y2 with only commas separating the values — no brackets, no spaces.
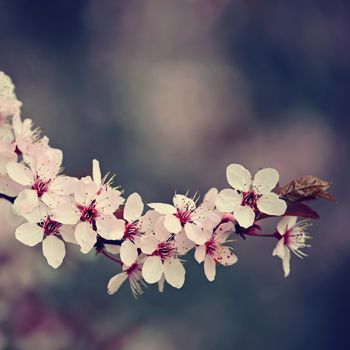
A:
0,1,348,349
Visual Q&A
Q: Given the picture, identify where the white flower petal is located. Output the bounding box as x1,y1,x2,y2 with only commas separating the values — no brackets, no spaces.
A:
147,202,176,215
107,272,128,295
95,188,123,215
185,223,207,245
51,202,80,225
140,234,158,255
174,229,195,255
96,216,125,240
282,248,291,277
15,222,43,246
272,239,286,258
215,188,241,213
142,255,163,284
276,216,296,235
173,194,196,212
204,255,216,282
194,245,206,263
234,205,255,228
163,214,181,234
60,225,77,244
41,191,61,208
226,163,252,192
92,159,102,187
0,175,23,197
120,240,138,266
75,222,97,254
6,162,33,186
217,246,238,266
155,216,172,241
49,176,78,196
42,235,65,269
13,189,39,215
124,192,144,223
202,187,218,210
253,168,279,194
257,193,287,216
163,258,185,289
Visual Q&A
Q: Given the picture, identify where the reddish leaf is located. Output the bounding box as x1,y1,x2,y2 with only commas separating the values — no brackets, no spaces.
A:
285,202,320,220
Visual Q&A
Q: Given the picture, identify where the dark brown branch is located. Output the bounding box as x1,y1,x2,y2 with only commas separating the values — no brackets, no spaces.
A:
0,193,16,204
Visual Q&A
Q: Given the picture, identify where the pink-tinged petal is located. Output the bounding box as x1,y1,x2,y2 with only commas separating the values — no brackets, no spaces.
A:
215,188,241,213
96,216,125,240
163,258,185,289
107,272,128,295
174,229,195,255
204,255,216,282
217,246,238,266
276,216,297,235
49,176,78,196
13,189,39,215
22,203,48,223
124,192,144,223
42,235,65,269
234,205,255,228
120,240,138,266
194,245,206,263
173,194,196,212
95,188,123,215
6,162,33,186
257,193,287,216
74,181,98,206
15,222,43,246
185,223,207,245
36,149,62,180
75,222,97,254
140,234,158,254
41,191,61,208
138,210,160,234
92,159,102,187
155,216,172,241
51,202,80,225
60,225,77,244
142,255,163,284
215,222,235,243
226,164,252,192
0,175,23,197
202,187,218,210
163,214,181,234
252,168,279,194
272,239,286,259
147,202,176,215
282,248,291,277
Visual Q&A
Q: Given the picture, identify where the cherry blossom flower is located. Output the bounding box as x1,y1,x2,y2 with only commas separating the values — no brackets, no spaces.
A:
15,205,75,268
194,221,237,281
52,159,124,254
107,255,147,297
12,115,40,154
115,192,144,266
140,216,186,288
0,72,22,120
148,193,219,245
6,148,75,214
273,216,311,277
216,164,287,228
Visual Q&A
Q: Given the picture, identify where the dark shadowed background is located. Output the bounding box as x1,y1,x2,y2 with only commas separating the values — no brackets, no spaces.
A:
0,1,348,349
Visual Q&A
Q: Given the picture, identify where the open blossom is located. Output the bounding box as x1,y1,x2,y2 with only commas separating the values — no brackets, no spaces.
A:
107,255,147,297
15,204,76,268
148,193,219,245
52,159,124,254
273,216,311,277
195,221,238,281
6,147,75,214
114,192,144,266
216,164,287,228
140,216,186,288
0,71,22,120
12,115,40,154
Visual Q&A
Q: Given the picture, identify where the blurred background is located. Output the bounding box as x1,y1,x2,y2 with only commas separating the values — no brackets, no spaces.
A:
0,0,348,349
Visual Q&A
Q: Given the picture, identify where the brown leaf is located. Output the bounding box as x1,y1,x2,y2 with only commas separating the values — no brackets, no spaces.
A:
278,176,335,203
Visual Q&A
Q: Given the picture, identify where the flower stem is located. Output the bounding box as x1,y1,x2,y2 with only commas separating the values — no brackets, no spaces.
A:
101,249,123,266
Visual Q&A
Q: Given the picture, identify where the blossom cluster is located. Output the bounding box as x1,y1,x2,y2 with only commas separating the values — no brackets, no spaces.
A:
0,71,332,297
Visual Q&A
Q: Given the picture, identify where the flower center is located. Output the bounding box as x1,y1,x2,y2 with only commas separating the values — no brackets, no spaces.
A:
155,242,175,260
241,191,260,209
176,210,192,225
40,218,62,236
205,239,217,258
124,223,139,241
77,201,99,230
284,229,306,248
32,177,50,197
